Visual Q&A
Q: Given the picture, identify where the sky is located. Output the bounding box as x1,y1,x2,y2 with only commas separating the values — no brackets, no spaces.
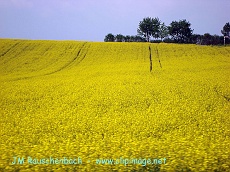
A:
0,0,229,42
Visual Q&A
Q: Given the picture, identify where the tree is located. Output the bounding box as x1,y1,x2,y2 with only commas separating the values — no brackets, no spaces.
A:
212,35,222,45
115,34,124,42
151,17,161,40
124,35,131,42
159,23,168,41
190,34,202,44
130,35,136,42
221,22,230,37
201,33,212,45
168,19,193,43
199,33,224,45
134,35,146,42
137,17,155,42
137,17,161,42
104,33,115,42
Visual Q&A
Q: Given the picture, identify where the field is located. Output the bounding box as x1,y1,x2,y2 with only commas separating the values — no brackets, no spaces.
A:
0,39,230,171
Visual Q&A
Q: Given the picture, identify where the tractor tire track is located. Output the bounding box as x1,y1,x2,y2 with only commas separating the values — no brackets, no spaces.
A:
7,42,88,81
149,44,162,73
0,42,21,65
1,43,38,65
0,42,20,58
155,46,162,69
214,86,230,102
43,42,88,76
149,45,153,72
69,43,90,67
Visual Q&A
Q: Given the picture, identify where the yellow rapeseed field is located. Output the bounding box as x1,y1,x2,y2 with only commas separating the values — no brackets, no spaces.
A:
0,39,230,171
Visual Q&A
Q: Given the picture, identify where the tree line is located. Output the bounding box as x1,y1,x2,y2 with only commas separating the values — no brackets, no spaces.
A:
104,17,230,45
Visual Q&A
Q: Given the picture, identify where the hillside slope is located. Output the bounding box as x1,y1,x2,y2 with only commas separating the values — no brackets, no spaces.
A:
0,40,151,81
0,39,230,171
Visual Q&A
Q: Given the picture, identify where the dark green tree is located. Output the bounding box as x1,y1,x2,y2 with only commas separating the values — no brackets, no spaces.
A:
212,35,222,45
124,35,131,42
201,33,212,45
134,35,146,42
115,34,125,42
104,33,115,42
159,22,168,41
130,35,136,42
190,34,202,44
221,22,230,36
151,17,161,40
137,17,155,42
168,19,193,43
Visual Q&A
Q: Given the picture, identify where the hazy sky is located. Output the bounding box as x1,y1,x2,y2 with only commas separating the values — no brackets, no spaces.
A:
0,0,229,41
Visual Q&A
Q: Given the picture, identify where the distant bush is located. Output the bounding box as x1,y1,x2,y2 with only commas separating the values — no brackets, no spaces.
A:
163,38,175,43
150,40,162,43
